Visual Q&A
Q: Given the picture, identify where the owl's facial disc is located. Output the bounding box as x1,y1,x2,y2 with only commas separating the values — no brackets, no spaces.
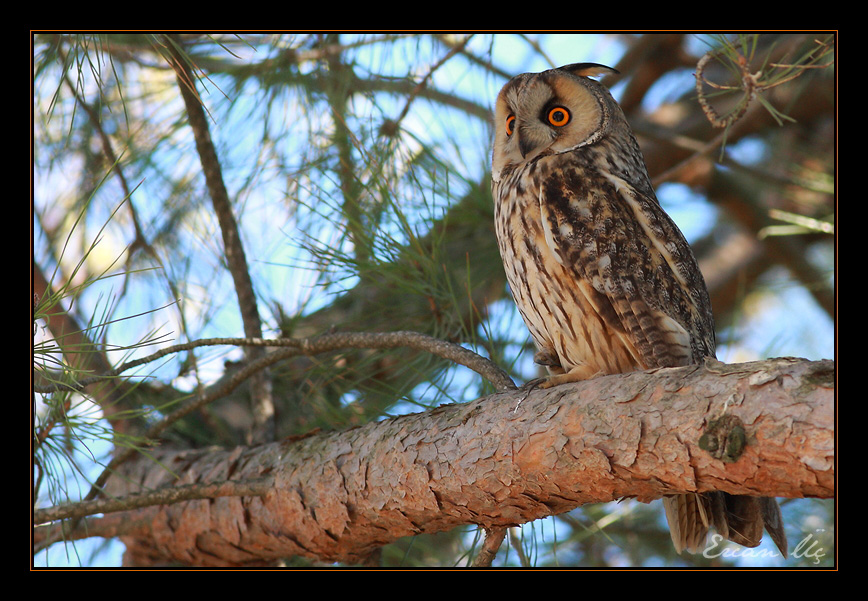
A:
508,74,606,161
492,68,613,181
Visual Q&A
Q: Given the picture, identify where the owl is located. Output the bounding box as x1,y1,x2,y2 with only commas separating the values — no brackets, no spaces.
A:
491,62,787,557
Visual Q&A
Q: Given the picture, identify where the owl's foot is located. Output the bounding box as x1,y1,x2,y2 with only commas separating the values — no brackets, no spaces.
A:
535,366,601,388
517,373,580,391
513,367,596,412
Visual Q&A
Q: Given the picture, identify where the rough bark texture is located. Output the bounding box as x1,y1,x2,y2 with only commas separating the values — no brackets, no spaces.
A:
103,357,833,566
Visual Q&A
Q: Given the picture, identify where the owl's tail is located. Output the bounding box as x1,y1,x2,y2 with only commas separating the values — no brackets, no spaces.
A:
662,493,788,557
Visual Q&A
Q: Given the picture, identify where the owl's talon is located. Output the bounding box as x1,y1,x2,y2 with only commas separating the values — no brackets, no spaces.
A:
520,376,549,391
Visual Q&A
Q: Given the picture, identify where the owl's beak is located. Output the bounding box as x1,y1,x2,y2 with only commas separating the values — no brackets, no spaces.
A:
517,124,546,160
518,136,535,159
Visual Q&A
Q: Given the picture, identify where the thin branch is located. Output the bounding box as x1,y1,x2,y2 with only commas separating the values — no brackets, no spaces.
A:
472,527,507,567
695,51,762,130
36,330,517,396
391,35,473,127
56,42,152,258
164,34,274,444
694,37,834,131
34,476,274,525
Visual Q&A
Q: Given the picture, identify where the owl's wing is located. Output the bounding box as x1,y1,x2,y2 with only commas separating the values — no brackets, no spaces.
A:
538,166,715,369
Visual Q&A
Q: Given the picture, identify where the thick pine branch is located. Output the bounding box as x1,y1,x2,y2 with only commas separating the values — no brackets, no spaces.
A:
52,357,832,567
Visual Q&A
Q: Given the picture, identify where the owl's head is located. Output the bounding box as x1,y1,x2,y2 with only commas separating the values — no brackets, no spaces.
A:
491,63,621,180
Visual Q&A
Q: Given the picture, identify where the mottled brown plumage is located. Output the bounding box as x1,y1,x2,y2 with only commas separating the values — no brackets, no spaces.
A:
491,62,787,557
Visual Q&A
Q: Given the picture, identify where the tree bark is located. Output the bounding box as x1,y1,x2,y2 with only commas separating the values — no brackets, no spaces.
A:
74,357,833,566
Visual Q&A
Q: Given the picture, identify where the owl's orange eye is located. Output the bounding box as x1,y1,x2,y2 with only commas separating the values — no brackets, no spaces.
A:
547,106,570,127
505,114,516,136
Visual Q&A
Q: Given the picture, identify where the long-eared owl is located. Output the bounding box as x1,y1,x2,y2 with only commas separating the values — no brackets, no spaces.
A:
491,62,787,557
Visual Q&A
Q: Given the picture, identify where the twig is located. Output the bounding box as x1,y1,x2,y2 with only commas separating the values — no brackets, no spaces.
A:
694,37,834,130
472,527,507,567
34,476,274,525
36,331,517,395
695,51,761,130
391,35,473,128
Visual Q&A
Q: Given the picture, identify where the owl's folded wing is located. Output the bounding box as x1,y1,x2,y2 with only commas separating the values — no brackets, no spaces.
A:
537,167,715,369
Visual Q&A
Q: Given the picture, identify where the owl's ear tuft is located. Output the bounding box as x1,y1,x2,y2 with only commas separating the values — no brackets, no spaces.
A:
558,63,619,79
